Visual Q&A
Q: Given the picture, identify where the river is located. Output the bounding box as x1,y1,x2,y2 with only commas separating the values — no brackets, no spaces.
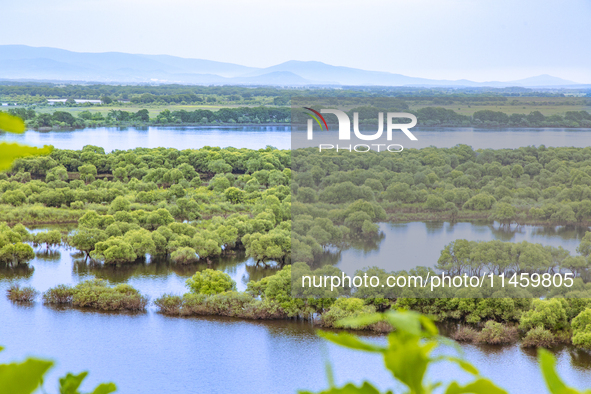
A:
1,126,591,151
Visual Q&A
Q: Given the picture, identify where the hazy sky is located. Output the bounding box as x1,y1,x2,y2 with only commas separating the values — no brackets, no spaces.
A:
2,0,590,83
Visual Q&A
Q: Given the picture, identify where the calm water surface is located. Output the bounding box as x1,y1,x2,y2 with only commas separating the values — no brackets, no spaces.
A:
1,126,590,151
333,221,590,274
2,222,591,393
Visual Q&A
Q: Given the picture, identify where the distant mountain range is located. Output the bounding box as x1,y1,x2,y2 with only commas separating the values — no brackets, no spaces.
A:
0,45,583,88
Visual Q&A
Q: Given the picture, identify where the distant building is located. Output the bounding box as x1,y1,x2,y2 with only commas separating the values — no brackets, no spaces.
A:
48,99,102,105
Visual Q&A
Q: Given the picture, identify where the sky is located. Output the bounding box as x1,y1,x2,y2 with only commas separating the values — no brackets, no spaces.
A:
1,0,590,83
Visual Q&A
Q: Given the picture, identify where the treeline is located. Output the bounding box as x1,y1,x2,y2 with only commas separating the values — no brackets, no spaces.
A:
326,107,591,127
437,237,591,277
471,109,591,127
4,107,292,128
154,107,290,124
2,82,587,101
5,106,590,129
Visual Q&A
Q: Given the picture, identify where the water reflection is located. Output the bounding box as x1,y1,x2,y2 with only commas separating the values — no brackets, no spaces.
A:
329,221,590,275
35,250,62,261
0,262,34,280
568,349,591,370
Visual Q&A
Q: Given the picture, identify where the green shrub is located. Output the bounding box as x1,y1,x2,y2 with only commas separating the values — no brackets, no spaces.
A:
65,279,147,311
452,325,478,342
194,291,255,316
171,246,198,264
186,269,235,295
6,285,37,302
321,298,376,329
476,321,518,344
247,265,311,317
70,201,84,210
522,326,557,348
42,284,73,303
519,298,569,332
572,308,591,350
521,326,558,348
154,292,287,320
154,294,183,314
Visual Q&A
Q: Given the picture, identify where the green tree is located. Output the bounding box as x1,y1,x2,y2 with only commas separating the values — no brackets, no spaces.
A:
78,164,97,184
186,269,236,295
223,187,244,204
572,309,591,350
91,238,137,264
490,202,516,225
424,195,445,211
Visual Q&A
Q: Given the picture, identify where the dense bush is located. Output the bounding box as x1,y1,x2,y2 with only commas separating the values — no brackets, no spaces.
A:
186,269,236,295
154,292,286,320
572,308,591,350
476,321,519,344
320,298,376,329
6,285,37,302
43,280,147,311
522,326,558,348
519,299,569,332
42,284,73,304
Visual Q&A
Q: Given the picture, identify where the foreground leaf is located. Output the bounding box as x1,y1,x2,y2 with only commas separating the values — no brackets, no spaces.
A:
0,142,53,171
59,371,117,394
434,356,479,376
59,371,89,394
90,382,117,394
383,310,438,337
382,338,436,394
336,313,385,329
444,378,508,394
317,331,386,353
538,349,586,394
0,112,26,133
299,381,386,394
0,358,53,394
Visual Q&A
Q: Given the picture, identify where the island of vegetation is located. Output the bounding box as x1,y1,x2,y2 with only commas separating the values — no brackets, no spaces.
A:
0,142,591,351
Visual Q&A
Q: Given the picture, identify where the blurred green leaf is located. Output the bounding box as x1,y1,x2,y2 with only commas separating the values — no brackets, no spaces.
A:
0,142,53,172
336,313,385,329
444,378,508,394
90,383,117,394
382,335,436,394
538,349,586,394
317,331,386,353
60,372,89,394
383,310,438,337
299,381,385,394
0,358,53,394
434,356,479,376
0,112,26,134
